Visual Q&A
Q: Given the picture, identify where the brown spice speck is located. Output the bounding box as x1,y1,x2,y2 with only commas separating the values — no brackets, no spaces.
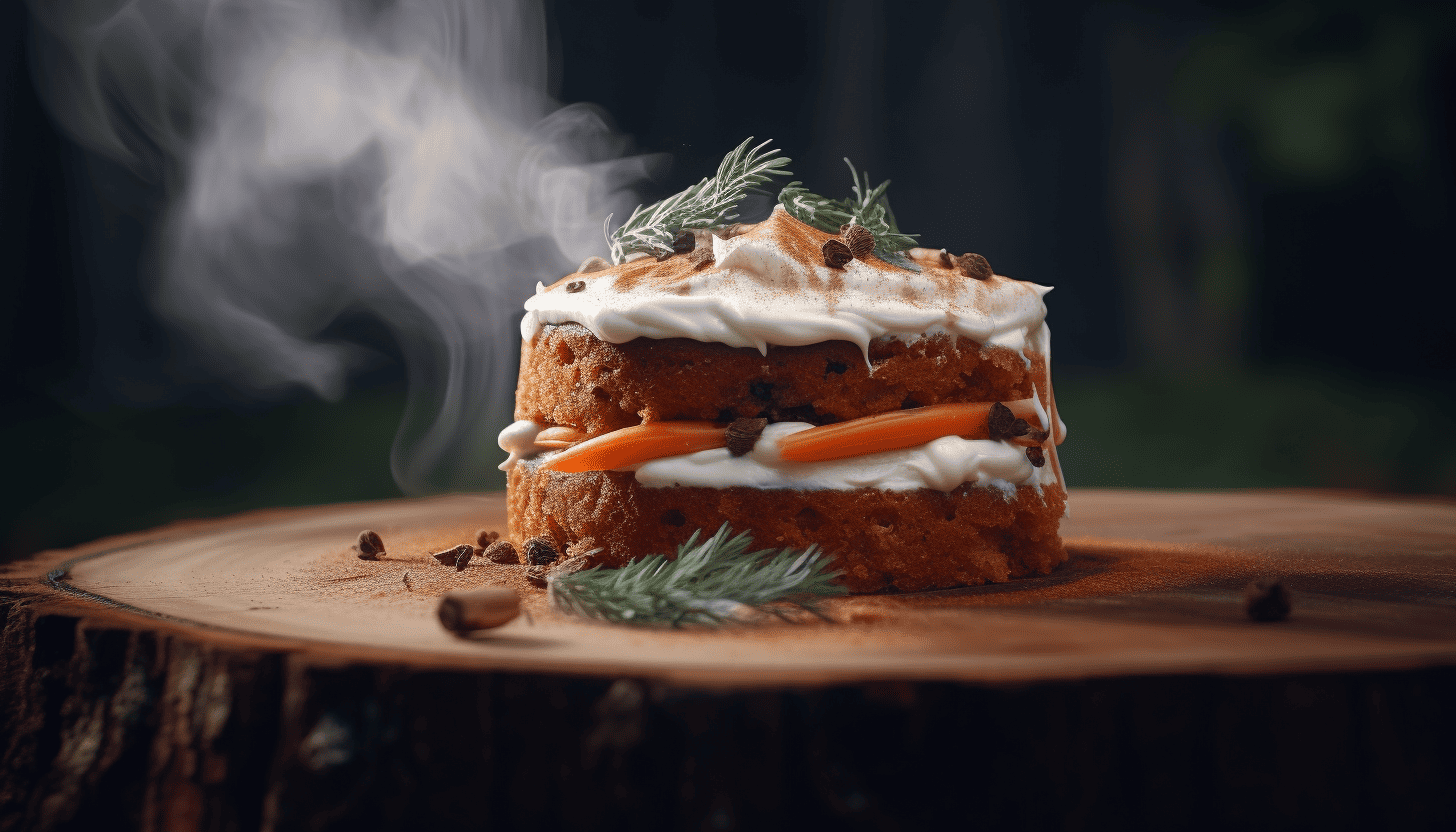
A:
565,280,585,293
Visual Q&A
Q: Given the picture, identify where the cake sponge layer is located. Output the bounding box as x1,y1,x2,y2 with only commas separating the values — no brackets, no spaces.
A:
509,463,1066,594
515,324,1045,436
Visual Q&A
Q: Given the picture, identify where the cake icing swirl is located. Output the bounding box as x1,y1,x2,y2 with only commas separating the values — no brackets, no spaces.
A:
522,207,1052,360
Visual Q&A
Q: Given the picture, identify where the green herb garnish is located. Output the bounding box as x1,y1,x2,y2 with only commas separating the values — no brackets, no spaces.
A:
548,524,845,627
778,158,919,261
605,138,792,264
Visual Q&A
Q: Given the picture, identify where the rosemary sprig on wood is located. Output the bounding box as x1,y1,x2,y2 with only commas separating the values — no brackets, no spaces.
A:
548,524,845,627
778,158,919,260
605,138,792,264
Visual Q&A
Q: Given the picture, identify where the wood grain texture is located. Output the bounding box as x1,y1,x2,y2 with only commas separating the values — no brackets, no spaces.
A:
2,489,1454,831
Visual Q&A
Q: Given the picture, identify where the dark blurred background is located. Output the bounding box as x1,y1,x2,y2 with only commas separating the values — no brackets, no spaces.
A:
4,0,1454,563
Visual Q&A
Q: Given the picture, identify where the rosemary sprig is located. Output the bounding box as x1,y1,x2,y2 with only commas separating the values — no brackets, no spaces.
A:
548,524,845,627
605,138,792,264
777,158,919,260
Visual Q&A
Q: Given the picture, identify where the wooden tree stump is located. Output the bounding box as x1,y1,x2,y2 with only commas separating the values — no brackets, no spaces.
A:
3,490,1455,831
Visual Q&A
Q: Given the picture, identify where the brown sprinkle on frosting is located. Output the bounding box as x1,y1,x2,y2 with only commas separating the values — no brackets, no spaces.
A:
822,238,853,269
726,417,769,457
842,224,874,259
524,536,559,566
954,252,993,280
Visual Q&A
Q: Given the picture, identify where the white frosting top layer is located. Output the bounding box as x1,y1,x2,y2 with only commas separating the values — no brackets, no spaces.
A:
521,207,1052,358
498,419,1055,494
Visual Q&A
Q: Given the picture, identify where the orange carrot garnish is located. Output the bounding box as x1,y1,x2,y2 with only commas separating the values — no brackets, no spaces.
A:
777,398,1043,463
534,426,587,449
541,422,725,473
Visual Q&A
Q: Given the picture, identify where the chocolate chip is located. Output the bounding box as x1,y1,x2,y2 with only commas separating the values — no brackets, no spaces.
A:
954,253,993,280
822,238,853,269
1025,446,1046,467
525,565,550,588
475,529,500,548
726,417,769,457
523,536,558,566
672,230,696,254
433,544,474,567
939,249,954,268
566,280,585,293
987,402,1030,442
1245,580,1292,622
356,530,385,560
456,546,482,572
482,540,518,564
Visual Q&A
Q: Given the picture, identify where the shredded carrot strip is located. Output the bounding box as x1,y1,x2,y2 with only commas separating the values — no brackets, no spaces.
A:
541,422,725,473
776,398,1043,463
534,426,587,449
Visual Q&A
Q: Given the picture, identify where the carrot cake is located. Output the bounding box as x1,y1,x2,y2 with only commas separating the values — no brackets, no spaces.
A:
498,169,1065,593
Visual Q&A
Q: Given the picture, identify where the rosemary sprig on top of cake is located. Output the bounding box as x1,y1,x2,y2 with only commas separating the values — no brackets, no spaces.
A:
606,137,792,264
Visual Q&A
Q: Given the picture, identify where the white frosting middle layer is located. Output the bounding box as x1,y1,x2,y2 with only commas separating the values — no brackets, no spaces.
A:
498,420,1054,494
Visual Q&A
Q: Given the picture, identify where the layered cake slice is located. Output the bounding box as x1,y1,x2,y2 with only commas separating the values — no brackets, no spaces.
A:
498,148,1066,593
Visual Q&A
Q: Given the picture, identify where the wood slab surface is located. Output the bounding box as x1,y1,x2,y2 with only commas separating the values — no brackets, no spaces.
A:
17,488,1456,686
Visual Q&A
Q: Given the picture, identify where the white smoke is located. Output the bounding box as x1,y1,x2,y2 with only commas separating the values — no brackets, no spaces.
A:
28,0,658,491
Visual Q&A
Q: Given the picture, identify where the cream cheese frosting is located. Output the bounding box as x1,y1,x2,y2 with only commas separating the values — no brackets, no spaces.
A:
521,207,1052,362
499,419,1055,494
